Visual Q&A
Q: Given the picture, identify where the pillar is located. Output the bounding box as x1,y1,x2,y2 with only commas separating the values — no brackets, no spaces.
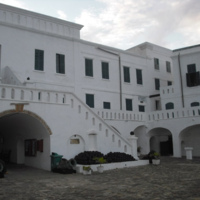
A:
172,134,182,157
128,135,139,160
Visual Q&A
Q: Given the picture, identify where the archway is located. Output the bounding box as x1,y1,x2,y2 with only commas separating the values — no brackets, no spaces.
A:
0,110,51,170
148,128,173,156
179,124,200,157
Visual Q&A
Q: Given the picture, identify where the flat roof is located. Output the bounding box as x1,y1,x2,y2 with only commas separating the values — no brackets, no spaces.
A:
173,44,200,52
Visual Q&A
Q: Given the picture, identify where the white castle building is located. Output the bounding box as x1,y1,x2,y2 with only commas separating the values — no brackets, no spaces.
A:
0,3,199,170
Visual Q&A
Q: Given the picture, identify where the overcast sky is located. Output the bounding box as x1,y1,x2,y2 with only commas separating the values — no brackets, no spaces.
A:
0,0,199,50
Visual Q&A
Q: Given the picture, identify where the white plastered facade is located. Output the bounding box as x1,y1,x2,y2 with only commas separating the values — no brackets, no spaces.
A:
0,4,199,170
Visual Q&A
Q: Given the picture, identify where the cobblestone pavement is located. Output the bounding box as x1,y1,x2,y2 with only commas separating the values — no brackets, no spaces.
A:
1,157,200,200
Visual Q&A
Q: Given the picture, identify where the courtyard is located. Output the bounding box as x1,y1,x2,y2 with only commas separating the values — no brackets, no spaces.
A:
1,157,200,200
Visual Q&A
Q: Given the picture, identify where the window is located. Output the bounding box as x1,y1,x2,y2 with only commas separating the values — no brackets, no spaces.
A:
155,78,160,90
168,81,172,86
126,99,132,111
85,58,93,77
191,102,200,107
155,100,160,110
187,64,196,73
56,54,65,74
102,62,109,79
154,58,159,70
166,61,171,73
186,64,200,87
35,49,44,71
136,69,143,85
86,94,94,108
165,102,174,110
103,102,111,109
139,105,145,112
25,139,37,156
123,66,130,83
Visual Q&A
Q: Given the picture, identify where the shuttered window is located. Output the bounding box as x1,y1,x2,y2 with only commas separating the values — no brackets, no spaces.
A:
155,78,160,90
35,49,44,71
191,102,200,107
123,66,130,83
165,102,174,110
186,72,200,87
103,102,111,109
154,58,159,70
139,105,145,112
126,99,132,111
187,64,196,73
85,58,93,77
166,61,171,73
56,54,65,74
86,94,94,108
168,81,172,86
136,69,143,85
102,62,109,79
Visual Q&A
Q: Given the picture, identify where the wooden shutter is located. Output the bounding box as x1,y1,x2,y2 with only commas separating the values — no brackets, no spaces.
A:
103,102,110,109
187,64,196,73
126,99,132,111
154,58,159,70
60,54,65,74
191,102,200,107
165,102,174,110
155,78,160,90
186,72,200,87
56,54,65,74
37,139,43,152
86,94,94,108
139,105,145,112
35,50,44,71
124,67,130,82
136,69,142,84
85,59,93,76
102,62,109,79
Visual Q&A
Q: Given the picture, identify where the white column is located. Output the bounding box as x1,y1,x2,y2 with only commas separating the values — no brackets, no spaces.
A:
128,135,139,160
172,134,182,157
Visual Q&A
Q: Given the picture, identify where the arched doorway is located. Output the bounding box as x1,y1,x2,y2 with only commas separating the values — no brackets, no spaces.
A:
148,128,173,156
179,124,200,157
0,110,51,170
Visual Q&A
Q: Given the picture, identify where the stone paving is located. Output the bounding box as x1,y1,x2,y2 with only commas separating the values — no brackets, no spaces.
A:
1,157,200,200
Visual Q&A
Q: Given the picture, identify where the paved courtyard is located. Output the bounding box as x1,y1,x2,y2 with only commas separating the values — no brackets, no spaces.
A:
1,157,200,200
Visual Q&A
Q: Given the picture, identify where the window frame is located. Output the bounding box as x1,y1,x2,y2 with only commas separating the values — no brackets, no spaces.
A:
85,58,93,77
187,64,196,73
165,102,174,110
86,94,94,108
103,102,111,109
102,62,109,79
167,81,172,86
155,78,160,90
139,105,145,112
166,61,171,73
154,58,159,70
136,69,143,85
123,66,130,83
56,53,65,74
125,98,133,111
191,102,200,107
35,49,44,71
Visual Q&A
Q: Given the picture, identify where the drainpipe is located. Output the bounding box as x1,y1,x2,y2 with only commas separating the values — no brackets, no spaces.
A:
178,53,185,108
97,47,122,110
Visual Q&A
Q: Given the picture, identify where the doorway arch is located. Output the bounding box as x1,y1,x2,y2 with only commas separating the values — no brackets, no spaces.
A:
0,110,52,170
148,128,173,156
